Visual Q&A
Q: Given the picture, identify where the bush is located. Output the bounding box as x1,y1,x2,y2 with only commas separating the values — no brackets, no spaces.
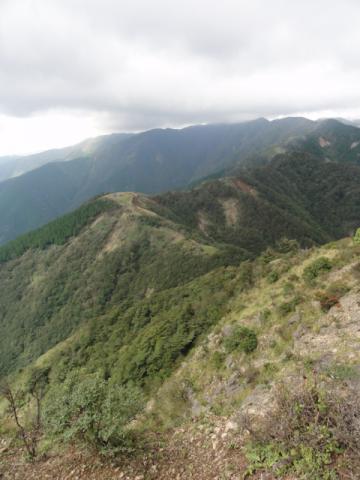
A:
353,227,360,245
267,271,279,284
319,294,339,312
282,282,295,296
314,291,340,312
278,295,302,316
315,282,349,312
244,376,360,479
43,373,143,455
211,351,226,370
303,257,332,282
223,325,258,354
259,248,276,264
275,238,300,254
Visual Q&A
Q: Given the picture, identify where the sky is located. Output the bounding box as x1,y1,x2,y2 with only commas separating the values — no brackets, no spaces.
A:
0,0,360,155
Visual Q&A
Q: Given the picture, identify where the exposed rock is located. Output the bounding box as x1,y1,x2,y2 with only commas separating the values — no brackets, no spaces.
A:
293,324,307,339
319,136,331,147
225,355,235,369
238,384,273,419
224,420,239,433
294,293,360,364
222,324,233,337
224,373,242,395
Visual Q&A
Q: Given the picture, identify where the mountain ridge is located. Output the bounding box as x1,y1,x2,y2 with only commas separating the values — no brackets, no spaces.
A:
2,150,360,378
1,116,355,244
1,148,360,478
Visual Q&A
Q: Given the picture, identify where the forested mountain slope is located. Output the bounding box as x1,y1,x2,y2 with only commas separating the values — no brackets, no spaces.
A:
287,118,360,164
1,151,360,478
1,116,359,245
2,216,360,479
2,151,360,380
0,117,319,244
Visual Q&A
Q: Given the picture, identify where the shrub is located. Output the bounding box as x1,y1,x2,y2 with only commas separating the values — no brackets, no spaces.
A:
0,381,38,459
259,248,276,264
211,351,226,370
43,373,143,455
275,238,300,254
0,368,51,460
267,271,279,284
315,282,349,312
303,257,332,282
282,281,295,296
316,293,340,312
223,325,258,354
278,295,302,316
353,227,360,245
243,376,360,479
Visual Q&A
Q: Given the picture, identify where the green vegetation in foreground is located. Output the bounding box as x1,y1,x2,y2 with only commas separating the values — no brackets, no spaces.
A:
303,256,333,283
44,373,143,456
245,376,360,480
143,235,360,477
223,325,258,354
1,234,360,479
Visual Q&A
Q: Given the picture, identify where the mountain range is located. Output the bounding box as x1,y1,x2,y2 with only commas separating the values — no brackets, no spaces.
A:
2,116,360,244
2,118,360,477
2,147,360,377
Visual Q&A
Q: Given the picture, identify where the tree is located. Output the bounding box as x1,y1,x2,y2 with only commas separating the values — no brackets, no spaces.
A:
0,382,38,459
43,373,143,455
26,367,50,431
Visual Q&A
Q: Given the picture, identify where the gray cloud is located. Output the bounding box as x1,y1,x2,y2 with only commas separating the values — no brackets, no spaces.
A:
1,0,360,131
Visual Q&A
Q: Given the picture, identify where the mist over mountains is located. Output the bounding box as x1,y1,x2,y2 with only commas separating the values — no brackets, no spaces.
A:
1,116,360,244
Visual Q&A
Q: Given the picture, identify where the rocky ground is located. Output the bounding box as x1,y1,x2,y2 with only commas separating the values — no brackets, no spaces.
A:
0,417,252,480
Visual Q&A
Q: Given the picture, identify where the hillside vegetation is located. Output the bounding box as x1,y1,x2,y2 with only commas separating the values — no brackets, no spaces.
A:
2,233,360,478
1,150,360,478
1,151,360,377
2,116,360,244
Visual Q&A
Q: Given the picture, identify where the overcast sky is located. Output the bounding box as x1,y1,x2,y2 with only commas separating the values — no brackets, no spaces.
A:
0,0,360,155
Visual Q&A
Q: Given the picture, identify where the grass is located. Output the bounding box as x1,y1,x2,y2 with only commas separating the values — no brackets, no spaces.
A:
3,235,360,469
142,237,360,429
